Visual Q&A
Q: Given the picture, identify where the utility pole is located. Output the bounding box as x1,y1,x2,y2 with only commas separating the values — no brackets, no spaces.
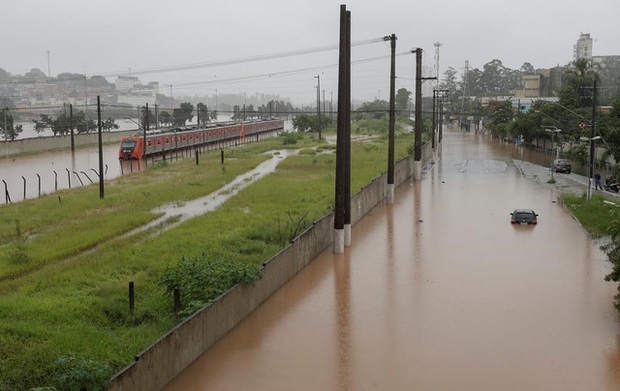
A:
315,74,322,141
334,4,350,253
97,96,104,199
432,90,437,152
414,48,423,181
3,107,7,142
385,34,397,204
70,104,75,152
144,103,149,163
588,79,597,200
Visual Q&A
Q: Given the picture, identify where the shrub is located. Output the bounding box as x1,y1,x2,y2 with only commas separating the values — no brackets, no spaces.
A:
160,256,261,316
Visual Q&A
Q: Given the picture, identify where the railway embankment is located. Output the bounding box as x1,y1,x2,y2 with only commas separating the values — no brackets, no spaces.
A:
107,143,432,391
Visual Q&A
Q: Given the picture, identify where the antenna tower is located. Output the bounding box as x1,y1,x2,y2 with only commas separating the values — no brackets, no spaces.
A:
460,60,471,125
434,42,442,89
47,50,51,77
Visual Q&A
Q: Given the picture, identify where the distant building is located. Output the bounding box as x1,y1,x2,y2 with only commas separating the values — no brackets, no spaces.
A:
115,76,158,106
514,74,542,98
574,33,593,61
592,55,620,103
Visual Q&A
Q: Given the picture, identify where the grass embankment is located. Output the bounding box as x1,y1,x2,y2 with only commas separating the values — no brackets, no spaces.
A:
562,193,620,310
0,124,413,390
562,193,619,238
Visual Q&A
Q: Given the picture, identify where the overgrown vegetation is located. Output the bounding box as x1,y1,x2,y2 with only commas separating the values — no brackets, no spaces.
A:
562,193,620,310
0,121,413,389
160,256,261,318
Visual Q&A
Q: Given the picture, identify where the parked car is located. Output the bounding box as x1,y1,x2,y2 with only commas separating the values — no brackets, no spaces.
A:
551,159,571,173
510,209,538,225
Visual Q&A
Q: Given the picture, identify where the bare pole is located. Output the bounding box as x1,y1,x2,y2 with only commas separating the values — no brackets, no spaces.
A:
386,34,397,204
587,79,597,201
344,9,352,247
334,4,348,253
97,96,104,199
315,74,322,141
431,90,437,152
70,104,75,152
413,48,423,181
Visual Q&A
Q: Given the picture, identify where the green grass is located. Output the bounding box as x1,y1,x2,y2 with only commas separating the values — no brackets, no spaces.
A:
0,127,413,390
561,193,619,238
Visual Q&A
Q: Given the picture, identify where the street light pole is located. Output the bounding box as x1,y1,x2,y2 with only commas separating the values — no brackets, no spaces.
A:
545,127,561,179
588,79,598,201
314,74,321,141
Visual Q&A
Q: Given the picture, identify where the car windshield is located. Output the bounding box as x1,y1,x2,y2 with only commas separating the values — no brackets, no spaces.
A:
514,212,533,219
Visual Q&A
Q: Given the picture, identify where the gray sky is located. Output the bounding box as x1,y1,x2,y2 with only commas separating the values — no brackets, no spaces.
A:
1,0,618,104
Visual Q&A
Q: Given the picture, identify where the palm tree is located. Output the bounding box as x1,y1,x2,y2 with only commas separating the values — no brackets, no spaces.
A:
562,58,599,108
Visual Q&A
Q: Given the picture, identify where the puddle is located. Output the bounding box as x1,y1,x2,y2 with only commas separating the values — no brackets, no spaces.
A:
123,150,298,237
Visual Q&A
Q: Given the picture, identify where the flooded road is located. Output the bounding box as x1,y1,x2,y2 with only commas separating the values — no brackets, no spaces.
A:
163,129,620,391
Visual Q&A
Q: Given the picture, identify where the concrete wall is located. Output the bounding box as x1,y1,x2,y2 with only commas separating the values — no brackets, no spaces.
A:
0,130,136,158
108,142,433,391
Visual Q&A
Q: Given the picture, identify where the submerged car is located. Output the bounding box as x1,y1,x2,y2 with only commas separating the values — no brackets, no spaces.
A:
510,209,538,225
551,159,571,173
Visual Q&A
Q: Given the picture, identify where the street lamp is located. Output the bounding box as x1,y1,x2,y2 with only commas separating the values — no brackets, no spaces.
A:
580,135,601,200
543,127,562,159
544,127,561,180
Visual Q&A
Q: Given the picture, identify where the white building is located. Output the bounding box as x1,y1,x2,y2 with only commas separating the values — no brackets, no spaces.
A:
115,76,158,106
573,33,593,61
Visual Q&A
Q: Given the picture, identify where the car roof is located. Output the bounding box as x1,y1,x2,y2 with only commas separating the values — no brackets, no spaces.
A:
513,209,536,213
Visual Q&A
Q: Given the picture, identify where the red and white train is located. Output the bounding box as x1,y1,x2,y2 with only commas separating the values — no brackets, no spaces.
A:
119,119,284,160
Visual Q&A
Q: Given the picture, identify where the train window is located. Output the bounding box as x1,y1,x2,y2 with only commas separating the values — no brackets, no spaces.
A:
157,139,161,145
148,140,152,146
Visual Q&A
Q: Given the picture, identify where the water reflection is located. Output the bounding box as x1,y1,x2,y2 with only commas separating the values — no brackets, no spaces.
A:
334,250,351,391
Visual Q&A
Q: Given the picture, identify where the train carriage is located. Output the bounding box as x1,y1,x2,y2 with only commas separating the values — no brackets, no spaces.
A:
119,119,283,160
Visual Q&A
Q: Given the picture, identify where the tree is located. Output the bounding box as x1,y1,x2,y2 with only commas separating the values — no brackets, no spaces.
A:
355,100,389,120
196,103,208,127
102,117,119,132
32,110,103,136
563,58,597,108
24,68,47,79
292,115,313,133
172,102,194,126
395,88,412,112
440,67,459,95
159,111,172,126
292,114,331,133
520,62,536,74
0,109,22,141
140,106,155,130
487,100,514,138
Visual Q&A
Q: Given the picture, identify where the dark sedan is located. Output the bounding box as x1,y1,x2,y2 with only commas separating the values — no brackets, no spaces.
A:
551,159,571,173
510,209,538,225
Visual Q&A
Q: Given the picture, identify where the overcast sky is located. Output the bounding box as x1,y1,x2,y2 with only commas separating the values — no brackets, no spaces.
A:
1,0,618,105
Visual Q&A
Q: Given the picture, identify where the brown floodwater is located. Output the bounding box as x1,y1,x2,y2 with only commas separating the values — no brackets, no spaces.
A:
161,129,620,390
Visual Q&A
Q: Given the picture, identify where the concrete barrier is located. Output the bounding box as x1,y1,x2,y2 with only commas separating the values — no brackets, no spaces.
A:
108,144,432,391
0,130,137,158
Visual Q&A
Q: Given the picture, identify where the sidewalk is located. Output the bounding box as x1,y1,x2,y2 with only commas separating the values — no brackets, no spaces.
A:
514,159,620,201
